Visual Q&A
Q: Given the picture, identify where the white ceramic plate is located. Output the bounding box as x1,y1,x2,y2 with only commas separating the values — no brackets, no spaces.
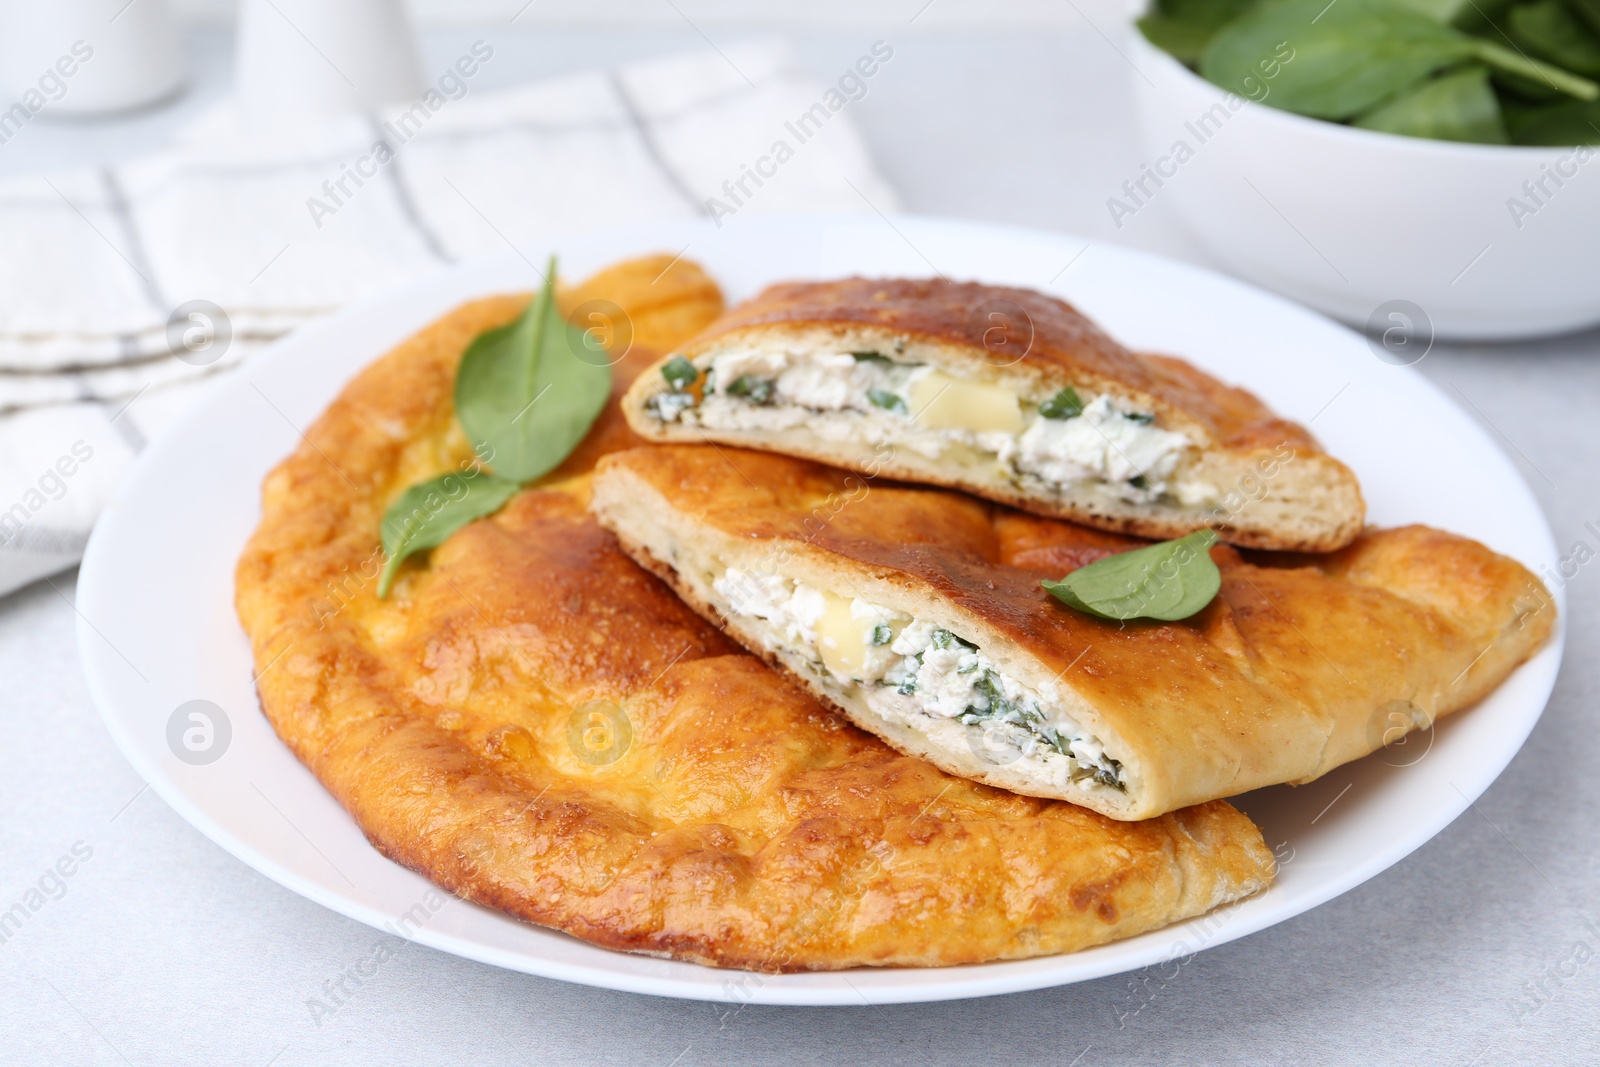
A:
77,216,1564,1005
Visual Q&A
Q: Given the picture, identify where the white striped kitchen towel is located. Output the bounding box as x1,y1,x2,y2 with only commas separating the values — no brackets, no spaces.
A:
0,39,900,597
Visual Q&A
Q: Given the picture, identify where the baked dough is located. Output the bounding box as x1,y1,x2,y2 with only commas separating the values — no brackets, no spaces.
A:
621,277,1365,551
234,258,1275,972
591,444,1556,821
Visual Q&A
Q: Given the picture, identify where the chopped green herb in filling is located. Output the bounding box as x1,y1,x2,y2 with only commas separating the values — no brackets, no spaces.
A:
659,348,1197,510
867,388,907,415
661,355,698,391
726,375,775,404
710,567,1127,790
1039,386,1084,420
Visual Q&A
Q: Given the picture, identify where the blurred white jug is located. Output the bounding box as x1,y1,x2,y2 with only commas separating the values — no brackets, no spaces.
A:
0,0,187,115
235,0,424,130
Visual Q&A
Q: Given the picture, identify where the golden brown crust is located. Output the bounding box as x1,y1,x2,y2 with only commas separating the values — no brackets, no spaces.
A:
676,278,1312,449
234,258,1275,972
591,445,1556,820
620,277,1365,551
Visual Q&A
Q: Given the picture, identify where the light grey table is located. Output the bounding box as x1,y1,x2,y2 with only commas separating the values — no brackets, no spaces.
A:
1,20,1596,1067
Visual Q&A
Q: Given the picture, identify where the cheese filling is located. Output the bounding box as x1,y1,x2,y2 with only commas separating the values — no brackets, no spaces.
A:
711,565,1125,791
647,347,1214,507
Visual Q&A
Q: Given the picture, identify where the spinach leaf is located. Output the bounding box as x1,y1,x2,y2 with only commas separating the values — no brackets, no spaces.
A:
1507,0,1600,76
1476,37,1600,97
1451,0,1518,34
1202,0,1595,119
851,351,893,363
1571,0,1600,37
1139,15,1227,65
1042,529,1221,622
1039,386,1084,419
1140,0,1262,66
1355,65,1510,142
377,470,522,597
1392,0,1477,24
1504,95,1600,141
1494,66,1567,101
1203,0,1474,117
455,257,613,484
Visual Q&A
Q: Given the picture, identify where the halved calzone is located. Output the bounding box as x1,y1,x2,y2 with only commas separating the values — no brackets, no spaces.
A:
621,277,1365,552
592,445,1555,821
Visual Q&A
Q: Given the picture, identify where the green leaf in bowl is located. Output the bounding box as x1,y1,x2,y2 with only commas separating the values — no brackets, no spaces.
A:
1139,0,1261,65
1504,95,1600,142
1201,0,1595,120
1354,65,1510,143
1571,0,1600,37
1507,0,1600,76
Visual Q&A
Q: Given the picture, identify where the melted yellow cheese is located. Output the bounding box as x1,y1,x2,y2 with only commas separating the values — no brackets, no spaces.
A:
815,590,870,677
908,371,1023,434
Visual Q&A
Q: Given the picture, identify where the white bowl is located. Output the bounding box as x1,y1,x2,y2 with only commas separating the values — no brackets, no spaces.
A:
1127,29,1600,340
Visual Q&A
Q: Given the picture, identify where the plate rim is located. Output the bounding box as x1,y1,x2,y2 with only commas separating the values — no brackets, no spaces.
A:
75,213,1566,1005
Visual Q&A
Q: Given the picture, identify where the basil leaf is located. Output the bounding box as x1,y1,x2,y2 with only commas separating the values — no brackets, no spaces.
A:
1505,95,1600,142
661,355,698,390
455,256,613,483
1039,386,1083,419
1355,66,1510,143
868,388,908,414
1042,529,1221,622
377,470,521,597
377,254,618,599
852,350,893,363
1508,0,1600,76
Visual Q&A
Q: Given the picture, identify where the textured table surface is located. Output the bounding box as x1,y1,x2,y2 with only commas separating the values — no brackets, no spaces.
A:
1,21,1596,1067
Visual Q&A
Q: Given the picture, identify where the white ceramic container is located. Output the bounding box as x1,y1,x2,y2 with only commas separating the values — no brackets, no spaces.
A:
1128,29,1600,340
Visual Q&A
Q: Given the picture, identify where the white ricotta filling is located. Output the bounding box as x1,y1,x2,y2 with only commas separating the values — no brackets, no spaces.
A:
649,347,1214,507
711,565,1125,791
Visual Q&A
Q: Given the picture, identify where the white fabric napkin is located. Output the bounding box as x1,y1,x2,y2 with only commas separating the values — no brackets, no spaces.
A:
0,40,899,597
